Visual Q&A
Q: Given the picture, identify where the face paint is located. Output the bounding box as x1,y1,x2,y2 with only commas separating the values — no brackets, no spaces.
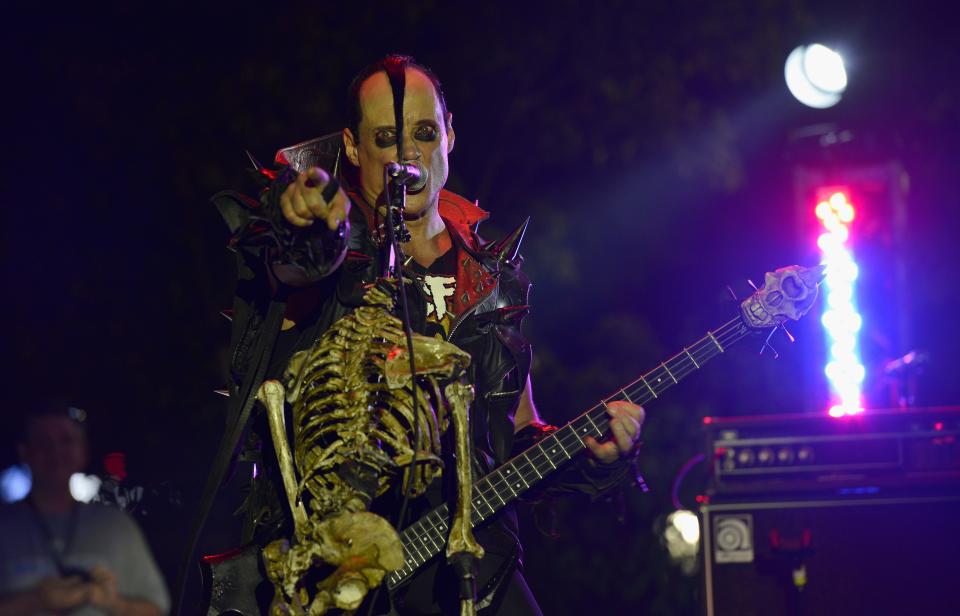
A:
383,57,408,164
348,68,454,217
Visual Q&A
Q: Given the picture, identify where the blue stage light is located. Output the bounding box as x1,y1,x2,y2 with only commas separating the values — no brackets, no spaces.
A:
815,190,865,417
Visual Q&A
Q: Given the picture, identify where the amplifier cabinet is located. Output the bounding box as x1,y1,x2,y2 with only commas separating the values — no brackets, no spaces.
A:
701,494,960,616
704,408,960,497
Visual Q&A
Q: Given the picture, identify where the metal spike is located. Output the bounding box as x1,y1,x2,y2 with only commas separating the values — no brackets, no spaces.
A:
245,150,264,171
219,309,234,322
726,285,739,301
491,217,530,265
213,389,230,398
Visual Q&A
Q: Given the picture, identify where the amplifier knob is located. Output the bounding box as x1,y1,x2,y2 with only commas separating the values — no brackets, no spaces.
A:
777,447,795,464
797,446,814,463
736,448,755,466
757,447,774,465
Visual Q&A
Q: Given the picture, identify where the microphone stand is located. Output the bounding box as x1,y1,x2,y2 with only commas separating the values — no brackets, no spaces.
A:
377,167,479,616
364,165,424,616
380,166,412,279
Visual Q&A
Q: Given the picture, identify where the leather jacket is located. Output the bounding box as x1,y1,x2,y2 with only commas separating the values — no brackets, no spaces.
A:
213,166,634,614
213,172,533,612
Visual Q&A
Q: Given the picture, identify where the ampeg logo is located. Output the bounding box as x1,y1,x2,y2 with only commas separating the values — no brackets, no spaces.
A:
714,513,754,563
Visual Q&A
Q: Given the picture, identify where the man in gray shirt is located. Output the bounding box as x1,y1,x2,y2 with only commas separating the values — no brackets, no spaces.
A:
0,409,170,615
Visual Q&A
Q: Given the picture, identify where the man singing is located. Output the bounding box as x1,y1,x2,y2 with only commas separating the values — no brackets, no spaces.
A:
209,54,644,615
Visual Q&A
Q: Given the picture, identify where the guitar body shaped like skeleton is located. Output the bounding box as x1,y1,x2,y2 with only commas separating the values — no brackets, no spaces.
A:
200,264,825,616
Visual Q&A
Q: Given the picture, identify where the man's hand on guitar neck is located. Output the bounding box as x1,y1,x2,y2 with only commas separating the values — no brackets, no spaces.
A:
584,400,645,464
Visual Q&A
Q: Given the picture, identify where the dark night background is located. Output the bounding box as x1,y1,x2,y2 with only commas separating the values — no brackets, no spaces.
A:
3,1,959,614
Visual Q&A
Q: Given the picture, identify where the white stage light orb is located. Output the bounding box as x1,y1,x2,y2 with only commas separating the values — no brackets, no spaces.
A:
785,44,848,109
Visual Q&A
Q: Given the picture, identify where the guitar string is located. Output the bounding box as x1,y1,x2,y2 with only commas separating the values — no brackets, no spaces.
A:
394,317,750,573
392,318,752,576
397,318,750,572
480,322,752,500
467,317,747,510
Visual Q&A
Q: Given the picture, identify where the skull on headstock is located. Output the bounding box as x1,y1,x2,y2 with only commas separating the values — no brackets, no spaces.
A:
740,265,827,329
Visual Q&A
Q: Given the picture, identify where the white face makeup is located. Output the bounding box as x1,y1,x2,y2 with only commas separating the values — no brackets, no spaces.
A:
345,67,454,217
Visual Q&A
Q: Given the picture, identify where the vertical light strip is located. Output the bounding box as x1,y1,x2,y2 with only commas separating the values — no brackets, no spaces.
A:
815,190,865,417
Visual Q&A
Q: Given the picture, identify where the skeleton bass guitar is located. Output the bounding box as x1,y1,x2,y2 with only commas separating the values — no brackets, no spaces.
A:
200,264,825,615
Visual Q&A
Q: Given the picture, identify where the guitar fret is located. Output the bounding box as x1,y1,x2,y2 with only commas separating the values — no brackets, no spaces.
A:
639,374,658,398
474,491,493,517
428,518,444,544
540,446,557,470
554,429,572,457
569,414,593,440
683,347,700,369
423,535,440,554
545,437,566,463
510,467,527,492
707,330,724,352
408,540,426,563
661,362,678,383
587,410,603,438
477,483,499,512
525,453,544,479
416,532,434,560
500,464,520,497
514,457,537,486
529,446,555,473
556,431,584,456
620,388,634,403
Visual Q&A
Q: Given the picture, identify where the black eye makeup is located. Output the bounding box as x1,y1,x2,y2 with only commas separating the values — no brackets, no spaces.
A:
414,124,438,142
374,129,397,149
372,123,439,149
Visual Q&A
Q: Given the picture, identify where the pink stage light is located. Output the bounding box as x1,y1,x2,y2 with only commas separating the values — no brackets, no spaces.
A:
815,189,865,418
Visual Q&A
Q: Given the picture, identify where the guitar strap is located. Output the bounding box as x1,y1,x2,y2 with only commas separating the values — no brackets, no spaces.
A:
172,297,286,615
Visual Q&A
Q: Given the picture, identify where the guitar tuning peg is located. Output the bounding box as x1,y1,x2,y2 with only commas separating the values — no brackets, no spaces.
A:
747,279,759,291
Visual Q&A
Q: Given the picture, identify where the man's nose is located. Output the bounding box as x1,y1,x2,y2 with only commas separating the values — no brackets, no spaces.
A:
401,134,421,161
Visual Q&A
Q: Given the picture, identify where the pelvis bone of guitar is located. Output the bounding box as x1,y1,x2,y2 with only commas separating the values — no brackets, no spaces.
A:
259,282,478,615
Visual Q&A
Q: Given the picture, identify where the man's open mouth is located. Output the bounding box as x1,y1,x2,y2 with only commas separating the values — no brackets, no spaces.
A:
406,163,428,193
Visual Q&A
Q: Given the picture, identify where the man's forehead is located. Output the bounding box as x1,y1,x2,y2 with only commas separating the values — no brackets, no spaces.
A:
357,68,443,127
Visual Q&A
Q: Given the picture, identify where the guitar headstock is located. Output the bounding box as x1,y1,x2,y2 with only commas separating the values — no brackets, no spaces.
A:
740,265,827,330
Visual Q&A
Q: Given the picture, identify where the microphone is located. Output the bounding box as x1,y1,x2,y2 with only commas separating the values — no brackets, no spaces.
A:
385,162,425,189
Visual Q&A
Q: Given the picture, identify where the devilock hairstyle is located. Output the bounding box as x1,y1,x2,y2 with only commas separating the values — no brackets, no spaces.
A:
346,54,448,140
